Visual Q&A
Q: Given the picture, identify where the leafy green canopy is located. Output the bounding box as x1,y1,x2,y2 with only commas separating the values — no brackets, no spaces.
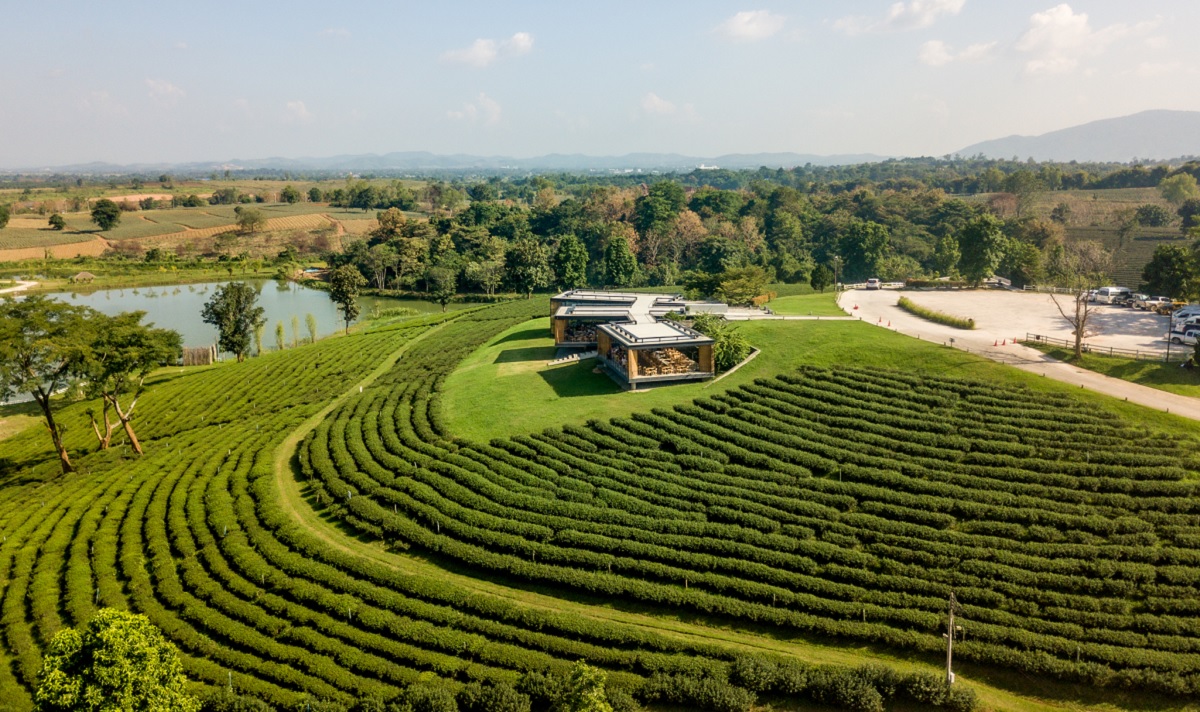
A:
200,282,265,362
34,608,199,712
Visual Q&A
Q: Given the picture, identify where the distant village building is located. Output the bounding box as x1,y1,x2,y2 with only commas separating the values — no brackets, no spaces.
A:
70,271,96,284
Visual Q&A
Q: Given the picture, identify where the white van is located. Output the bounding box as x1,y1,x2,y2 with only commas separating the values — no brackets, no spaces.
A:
1093,286,1131,304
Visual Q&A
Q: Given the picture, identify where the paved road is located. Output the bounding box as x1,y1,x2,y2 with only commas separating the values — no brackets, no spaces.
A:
840,289,1200,421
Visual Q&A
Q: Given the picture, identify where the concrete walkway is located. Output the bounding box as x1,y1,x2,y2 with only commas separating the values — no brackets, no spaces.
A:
839,289,1200,421
0,280,36,295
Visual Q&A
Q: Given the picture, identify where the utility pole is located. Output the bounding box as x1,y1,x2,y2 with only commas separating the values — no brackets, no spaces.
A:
944,592,960,685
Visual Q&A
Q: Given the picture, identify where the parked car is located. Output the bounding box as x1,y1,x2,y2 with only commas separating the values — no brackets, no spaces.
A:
1135,295,1172,310
865,278,881,290
1173,305,1200,322
1119,293,1148,307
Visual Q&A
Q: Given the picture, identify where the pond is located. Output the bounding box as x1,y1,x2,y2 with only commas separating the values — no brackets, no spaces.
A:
51,279,465,350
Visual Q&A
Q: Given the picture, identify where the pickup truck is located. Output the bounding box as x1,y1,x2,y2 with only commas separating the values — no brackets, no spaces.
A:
1135,295,1172,311
1169,330,1198,346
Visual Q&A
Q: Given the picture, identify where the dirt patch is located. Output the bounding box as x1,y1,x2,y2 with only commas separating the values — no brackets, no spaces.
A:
0,238,108,262
99,193,177,204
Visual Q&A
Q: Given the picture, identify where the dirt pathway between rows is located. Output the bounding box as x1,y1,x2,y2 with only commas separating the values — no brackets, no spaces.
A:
841,289,1200,421
270,319,1071,712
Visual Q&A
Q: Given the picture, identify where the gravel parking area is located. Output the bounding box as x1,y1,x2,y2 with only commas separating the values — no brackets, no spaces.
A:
848,288,1172,355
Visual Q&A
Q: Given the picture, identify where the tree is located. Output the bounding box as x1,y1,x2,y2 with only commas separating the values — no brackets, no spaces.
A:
1047,240,1113,359
90,199,121,231
308,187,323,203
1049,202,1072,224
234,206,266,235
280,185,301,204
48,213,66,230
426,267,457,312
506,239,551,298
957,213,1005,286
200,282,265,362
465,260,504,297
34,608,199,712
1003,170,1045,218
690,314,752,372
552,234,589,289
1134,204,1174,227
274,321,285,351
365,244,398,290
1160,173,1200,205
558,661,613,712
1178,199,1200,232
838,219,889,281
717,266,769,306
0,296,93,474
1141,244,1197,299
0,203,10,228
932,233,960,276
79,311,181,454
810,264,834,293
603,236,638,287
305,313,318,344
328,264,366,332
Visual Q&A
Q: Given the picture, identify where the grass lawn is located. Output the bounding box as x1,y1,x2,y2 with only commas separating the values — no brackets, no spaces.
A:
442,314,1200,443
1026,342,1200,398
765,291,843,316
0,400,40,443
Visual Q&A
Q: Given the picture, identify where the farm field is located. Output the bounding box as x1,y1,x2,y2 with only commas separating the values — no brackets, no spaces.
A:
2,298,1200,711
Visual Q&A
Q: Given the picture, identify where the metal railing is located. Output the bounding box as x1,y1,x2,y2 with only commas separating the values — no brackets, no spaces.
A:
602,321,711,345
1024,333,1187,362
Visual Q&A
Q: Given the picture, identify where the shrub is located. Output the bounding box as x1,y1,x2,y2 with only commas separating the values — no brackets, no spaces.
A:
896,296,975,329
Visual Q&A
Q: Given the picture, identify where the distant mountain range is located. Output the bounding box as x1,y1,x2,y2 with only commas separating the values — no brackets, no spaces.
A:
957,110,1200,162
12,151,889,176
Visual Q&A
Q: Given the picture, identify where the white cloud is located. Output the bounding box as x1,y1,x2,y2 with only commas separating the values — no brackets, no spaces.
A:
1016,4,1155,75
918,39,996,66
285,100,313,122
80,91,128,118
640,92,698,121
716,10,786,41
641,92,676,115
1127,61,1182,78
447,93,502,125
442,32,533,68
320,27,350,39
836,0,964,35
145,78,185,105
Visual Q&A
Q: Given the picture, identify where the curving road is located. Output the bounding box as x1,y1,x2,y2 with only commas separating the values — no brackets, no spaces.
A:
0,280,36,295
840,288,1200,421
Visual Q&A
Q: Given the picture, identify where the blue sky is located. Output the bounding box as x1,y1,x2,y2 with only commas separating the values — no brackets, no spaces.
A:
2,1,1197,167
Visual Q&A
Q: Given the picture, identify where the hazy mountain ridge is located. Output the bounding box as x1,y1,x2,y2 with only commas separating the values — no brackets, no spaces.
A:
9,151,889,175
957,110,1200,162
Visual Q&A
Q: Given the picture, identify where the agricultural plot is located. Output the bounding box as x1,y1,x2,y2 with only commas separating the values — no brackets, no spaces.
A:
304,312,1200,702
1,296,1198,711
0,226,97,250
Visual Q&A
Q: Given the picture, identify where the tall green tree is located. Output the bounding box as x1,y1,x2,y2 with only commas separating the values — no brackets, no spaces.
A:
0,296,93,474
426,266,457,312
1141,243,1197,299
1161,173,1200,205
79,311,181,454
957,214,1005,286
838,218,889,281
0,203,9,228
932,233,960,276
328,264,366,332
200,282,265,362
603,237,638,287
506,239,551,298
552,234,589,289
34,608,199,712
234,206,266,234
90,199,121,231
48,213,66,230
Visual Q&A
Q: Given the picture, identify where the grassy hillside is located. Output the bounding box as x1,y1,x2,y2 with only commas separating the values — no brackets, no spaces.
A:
2,298,1199,711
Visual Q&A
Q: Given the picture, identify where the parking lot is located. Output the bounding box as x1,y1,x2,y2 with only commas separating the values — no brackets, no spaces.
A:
845,288,1174,355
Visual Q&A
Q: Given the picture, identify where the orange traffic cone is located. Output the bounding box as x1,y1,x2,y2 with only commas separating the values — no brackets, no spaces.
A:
1002,339,1007,346
878,316,882,323
853,304,859,310
993,340,998,346
887,321,891,327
